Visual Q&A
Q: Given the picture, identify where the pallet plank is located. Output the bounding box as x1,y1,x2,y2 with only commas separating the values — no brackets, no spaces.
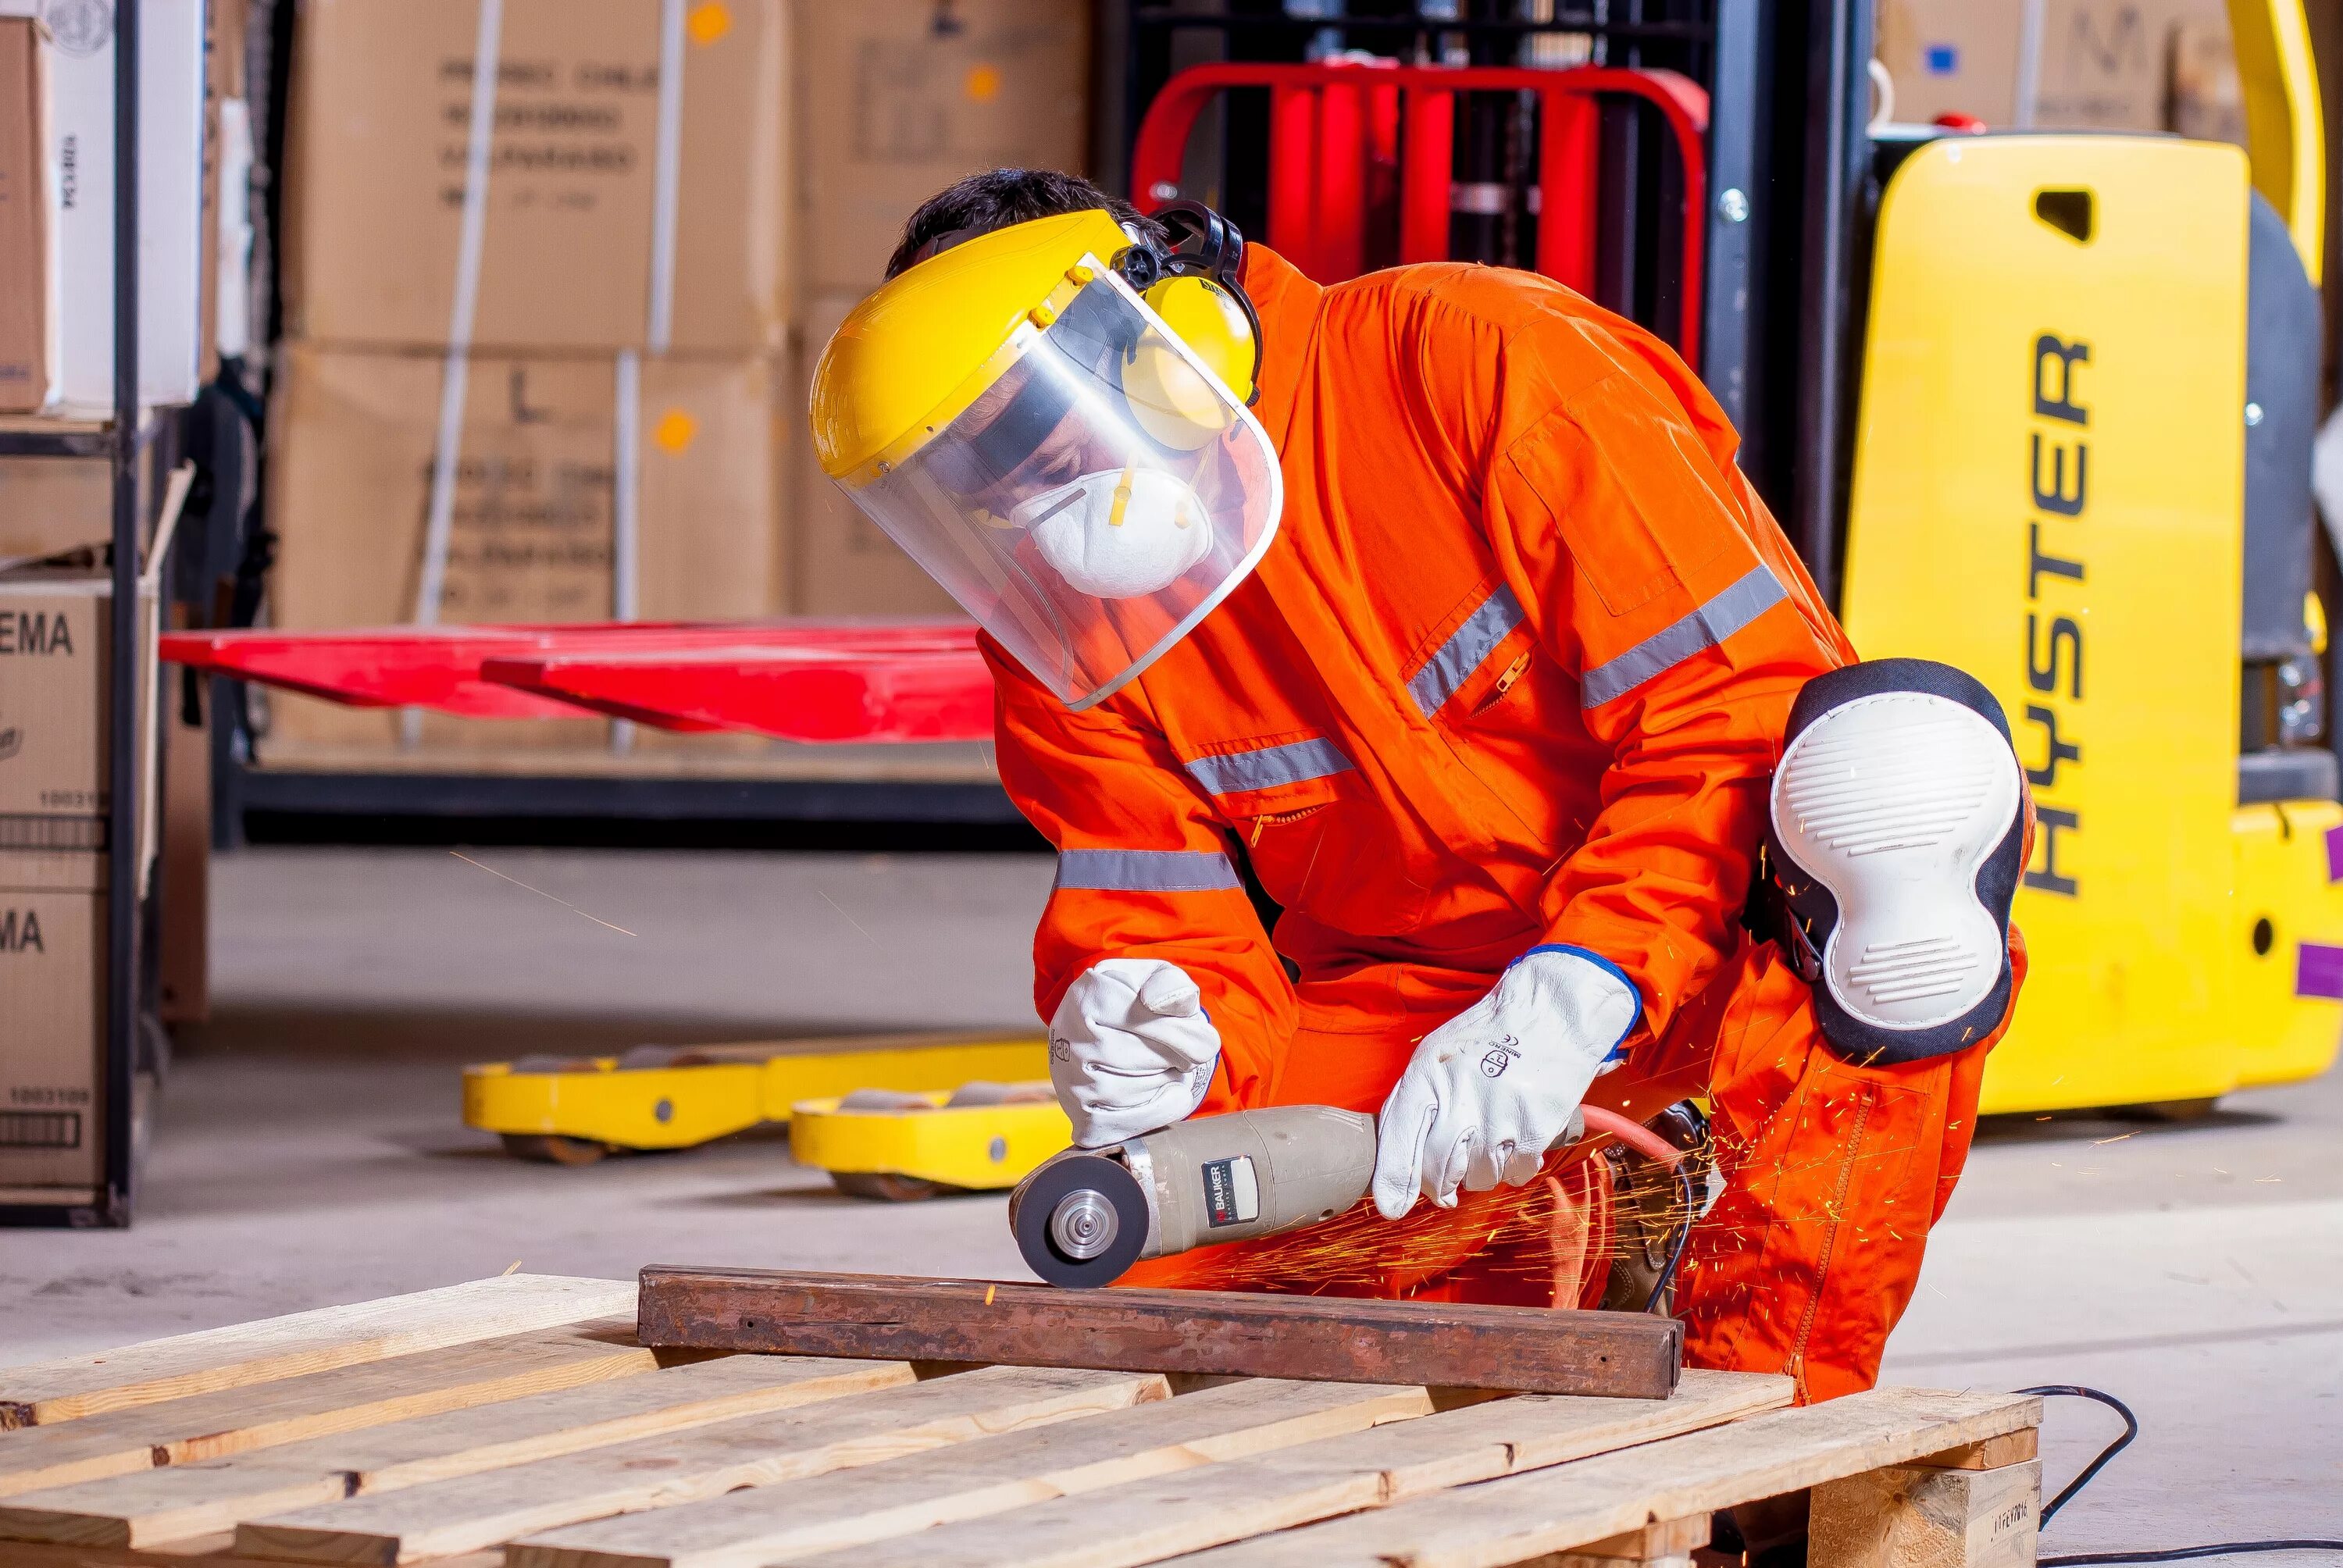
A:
765,1368,1793,1568
0,1320,647,1500
0,1354,912,1548
637,1268,1681,1398
509,1377,1434,1568
1161,1388,2043,1568
0,1276,636,1430
234,1365,1168,1566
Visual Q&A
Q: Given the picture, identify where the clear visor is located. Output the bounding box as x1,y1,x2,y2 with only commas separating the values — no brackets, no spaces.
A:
840,269,1282,708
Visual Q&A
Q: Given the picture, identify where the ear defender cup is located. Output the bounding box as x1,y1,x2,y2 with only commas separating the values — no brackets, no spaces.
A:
1766,658,2027,1065
1136,273,1257,422
1120,200,1265,408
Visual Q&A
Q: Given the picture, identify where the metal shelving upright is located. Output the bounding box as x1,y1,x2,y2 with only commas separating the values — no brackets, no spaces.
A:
0,0,154,1228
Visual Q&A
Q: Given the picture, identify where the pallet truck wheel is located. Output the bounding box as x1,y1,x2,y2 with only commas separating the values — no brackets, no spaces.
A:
833,1171,958,1202
501,1133,613,1166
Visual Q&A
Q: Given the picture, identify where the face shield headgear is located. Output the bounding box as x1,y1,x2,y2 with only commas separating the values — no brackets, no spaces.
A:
810,209,1281,710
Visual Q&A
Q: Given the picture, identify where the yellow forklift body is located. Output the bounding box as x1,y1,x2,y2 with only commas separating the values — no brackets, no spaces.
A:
1841,133,2334,1111
2230,800,2343,1089
789,1092,1074,1190
462,1036,1050,1151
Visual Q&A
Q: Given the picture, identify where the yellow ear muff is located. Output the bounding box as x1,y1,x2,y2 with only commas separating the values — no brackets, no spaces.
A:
1124,275,1256,451
1142,275,1257,398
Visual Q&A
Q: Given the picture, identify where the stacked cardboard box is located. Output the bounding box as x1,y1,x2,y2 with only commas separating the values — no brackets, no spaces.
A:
0,565,155,1200
266,0,793,757
268,0,1097,751
1877,0,2245,139
0,0,210,416
788,1,1092,618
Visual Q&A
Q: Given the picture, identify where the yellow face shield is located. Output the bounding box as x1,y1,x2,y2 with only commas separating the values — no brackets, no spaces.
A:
836,265,1282,709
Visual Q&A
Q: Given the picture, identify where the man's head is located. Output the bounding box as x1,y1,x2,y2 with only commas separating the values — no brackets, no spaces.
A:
886,169,1169,280
815,185,1285,710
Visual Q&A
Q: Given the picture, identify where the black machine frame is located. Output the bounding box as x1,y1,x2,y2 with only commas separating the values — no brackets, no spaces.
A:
1100,0,1878,607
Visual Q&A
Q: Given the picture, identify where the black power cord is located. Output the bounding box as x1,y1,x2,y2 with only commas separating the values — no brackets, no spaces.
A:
1644,1159,1696,1314
2017,1385,2139,1524
2018,1386,2343,1566
2043,1546,2343,1566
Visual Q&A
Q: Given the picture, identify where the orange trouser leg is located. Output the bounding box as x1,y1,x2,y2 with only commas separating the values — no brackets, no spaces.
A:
1677,936,2020,1402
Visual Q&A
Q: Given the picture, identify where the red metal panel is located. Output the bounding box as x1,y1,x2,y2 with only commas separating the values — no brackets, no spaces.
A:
480,647,994,744
1399,87,1454,264
1316,83,1367,282
159,621,979,729
1268,84,1319,276
1537,93,1599,295
1134,62,1709,349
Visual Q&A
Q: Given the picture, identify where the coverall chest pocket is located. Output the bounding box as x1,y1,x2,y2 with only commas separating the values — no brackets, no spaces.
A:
1234,776,1435,937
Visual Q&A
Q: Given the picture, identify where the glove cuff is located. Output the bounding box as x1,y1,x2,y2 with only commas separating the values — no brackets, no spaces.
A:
1520,943,1642,1063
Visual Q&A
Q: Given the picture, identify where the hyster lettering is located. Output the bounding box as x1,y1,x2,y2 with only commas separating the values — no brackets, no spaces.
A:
2024,333,2087,898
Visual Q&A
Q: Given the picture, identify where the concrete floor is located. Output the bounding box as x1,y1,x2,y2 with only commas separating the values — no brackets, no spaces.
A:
4,845,2339,1559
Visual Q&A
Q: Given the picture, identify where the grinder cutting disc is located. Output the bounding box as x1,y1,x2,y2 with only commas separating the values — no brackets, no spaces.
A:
1012,1152,1150,1288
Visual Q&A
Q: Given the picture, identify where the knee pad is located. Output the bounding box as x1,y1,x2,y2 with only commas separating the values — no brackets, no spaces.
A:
1763,659,2025,1065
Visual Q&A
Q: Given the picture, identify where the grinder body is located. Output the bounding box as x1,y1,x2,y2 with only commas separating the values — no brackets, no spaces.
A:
1011,1105,1377,1288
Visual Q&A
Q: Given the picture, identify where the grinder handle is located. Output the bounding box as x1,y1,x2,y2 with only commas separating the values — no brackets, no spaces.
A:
1135,1104,1378,1258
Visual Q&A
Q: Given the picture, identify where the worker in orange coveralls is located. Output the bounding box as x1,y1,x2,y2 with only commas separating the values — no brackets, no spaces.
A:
808,170,2031,1404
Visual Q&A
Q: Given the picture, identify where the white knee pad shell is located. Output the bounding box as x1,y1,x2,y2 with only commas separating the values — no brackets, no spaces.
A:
1764,660,2026,1065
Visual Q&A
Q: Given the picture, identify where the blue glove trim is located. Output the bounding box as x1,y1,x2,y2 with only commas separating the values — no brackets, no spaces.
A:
1520,943,1642,1059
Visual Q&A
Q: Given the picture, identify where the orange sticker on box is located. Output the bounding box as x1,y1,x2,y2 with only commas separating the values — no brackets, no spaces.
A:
653,410,698,453
687,2,732,46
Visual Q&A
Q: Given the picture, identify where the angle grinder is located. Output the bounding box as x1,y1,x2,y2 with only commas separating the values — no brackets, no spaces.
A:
1008,1101,1685,1288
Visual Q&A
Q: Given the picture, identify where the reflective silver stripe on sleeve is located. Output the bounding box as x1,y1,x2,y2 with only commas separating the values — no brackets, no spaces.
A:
1053,849,1243,893
1183,736,1355,796
1407,585,1528,715
1580,565,1788,708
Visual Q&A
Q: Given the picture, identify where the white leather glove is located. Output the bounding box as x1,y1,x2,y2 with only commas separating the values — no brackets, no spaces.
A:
1371,946,1639,1221
1048,958,1223,1148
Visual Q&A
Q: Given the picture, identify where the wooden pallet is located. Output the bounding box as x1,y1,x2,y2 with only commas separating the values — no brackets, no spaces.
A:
0,1274,2042,1568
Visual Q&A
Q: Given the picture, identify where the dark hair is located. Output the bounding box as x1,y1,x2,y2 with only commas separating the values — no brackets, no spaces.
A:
884,169,1169,280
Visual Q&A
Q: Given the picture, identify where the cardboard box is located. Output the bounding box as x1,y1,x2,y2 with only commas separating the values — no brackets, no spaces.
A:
796,0,1092,293
0,18,49,414
1876,0,2027,126
2166,10,2245,145
198,0,252,385
284,0,788,355
790,293,961,618
0,458,112,561
0,0,208,415
0,569,156,892
0,881,105,1191
1878,0,2241,137
264,342,786,752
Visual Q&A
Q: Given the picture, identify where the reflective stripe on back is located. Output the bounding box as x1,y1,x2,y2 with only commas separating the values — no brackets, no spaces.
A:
1407,585,1528,716
1053,848,1243,893
1183,736,1355,796
1581,565,1788,708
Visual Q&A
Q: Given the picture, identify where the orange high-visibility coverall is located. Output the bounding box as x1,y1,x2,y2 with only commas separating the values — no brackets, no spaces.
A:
988,248,2024,1403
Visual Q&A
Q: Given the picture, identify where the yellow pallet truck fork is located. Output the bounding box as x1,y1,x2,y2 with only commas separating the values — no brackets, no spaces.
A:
463,1034,1048,1165
790,1082,1074,1199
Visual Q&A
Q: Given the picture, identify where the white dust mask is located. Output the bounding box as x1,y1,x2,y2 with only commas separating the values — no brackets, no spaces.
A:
1017,465,1214,599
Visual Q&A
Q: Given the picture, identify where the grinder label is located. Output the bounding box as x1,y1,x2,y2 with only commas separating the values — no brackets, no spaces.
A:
1201,1155,1261,1227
